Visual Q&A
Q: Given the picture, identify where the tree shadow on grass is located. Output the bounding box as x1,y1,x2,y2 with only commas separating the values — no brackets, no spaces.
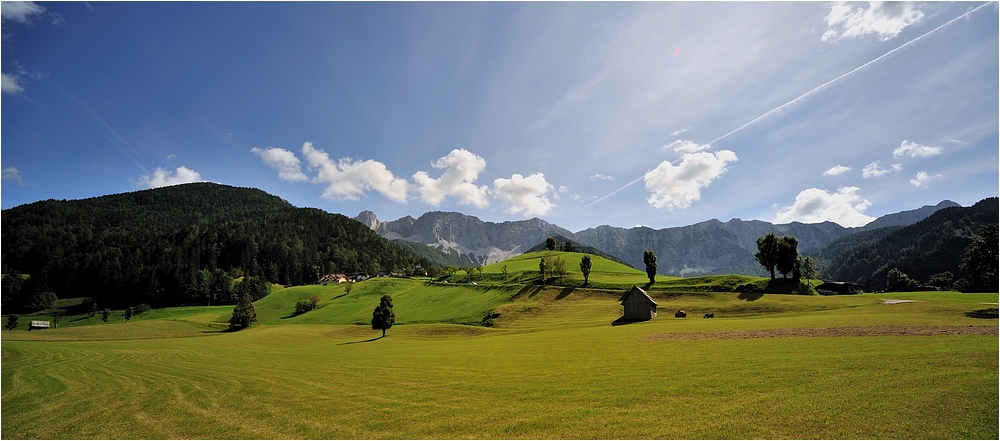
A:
336,335,385,346
737,292,764,302
555,287,574,300
965,308,999,319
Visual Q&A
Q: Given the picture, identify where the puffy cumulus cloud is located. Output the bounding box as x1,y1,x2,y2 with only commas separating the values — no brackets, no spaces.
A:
823,165,852,177
822,1,926,42
251,146,308,182
1,73,24,95
1,1,45,23
910,171,941,188
892,140,942,158
2,166,26,185
644,150,738,209
412,149,489,208
301,142,409,203
133,166,202,189
862,161,902,178
664,139,711,154
492,173,556,217
774,187,875,228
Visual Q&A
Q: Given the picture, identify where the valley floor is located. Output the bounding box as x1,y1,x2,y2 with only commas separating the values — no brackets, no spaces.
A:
2,288,997,439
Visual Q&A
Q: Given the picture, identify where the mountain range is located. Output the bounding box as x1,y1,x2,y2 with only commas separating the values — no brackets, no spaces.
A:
355,200,962,277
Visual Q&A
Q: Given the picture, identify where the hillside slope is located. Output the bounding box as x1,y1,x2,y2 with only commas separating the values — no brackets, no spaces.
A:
823,198,998,290
1,183,430,310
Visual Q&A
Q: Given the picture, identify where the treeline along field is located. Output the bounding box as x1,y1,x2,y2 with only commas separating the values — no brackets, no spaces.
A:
1,183,433,310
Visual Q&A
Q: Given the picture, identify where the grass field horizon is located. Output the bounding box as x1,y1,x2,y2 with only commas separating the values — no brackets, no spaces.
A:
3,257,997,439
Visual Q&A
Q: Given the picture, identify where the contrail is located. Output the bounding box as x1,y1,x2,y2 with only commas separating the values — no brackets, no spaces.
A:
63,90,149,174
579,2,992,213
709,1,994,146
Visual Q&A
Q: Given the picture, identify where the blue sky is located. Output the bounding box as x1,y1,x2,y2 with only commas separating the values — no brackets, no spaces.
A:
2,1,997,232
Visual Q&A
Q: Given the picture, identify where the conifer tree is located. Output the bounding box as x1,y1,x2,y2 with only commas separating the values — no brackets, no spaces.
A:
229,292,257,329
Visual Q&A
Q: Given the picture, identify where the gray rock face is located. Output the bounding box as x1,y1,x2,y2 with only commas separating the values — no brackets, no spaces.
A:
355,201,959,275
354,211,574,265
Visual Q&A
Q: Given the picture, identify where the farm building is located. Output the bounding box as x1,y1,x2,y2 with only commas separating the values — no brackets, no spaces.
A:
815,282,864,295
620,285,658,320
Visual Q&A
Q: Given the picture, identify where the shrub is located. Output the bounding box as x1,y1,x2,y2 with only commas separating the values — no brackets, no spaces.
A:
133,303,152,315
294,300,315,315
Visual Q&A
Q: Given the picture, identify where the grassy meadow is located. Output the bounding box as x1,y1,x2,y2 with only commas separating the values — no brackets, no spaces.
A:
2,252,997,439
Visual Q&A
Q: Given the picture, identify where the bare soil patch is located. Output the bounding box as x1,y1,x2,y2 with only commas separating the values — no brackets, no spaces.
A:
642,325,998,341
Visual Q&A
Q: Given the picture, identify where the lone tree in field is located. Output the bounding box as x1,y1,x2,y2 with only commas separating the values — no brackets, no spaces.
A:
229,292,257,329
101,308,110,324
961,224,998,291
545,237,557,251
6,315,17,331
580,255,593,286
539,257,548,281
371,294,395,337
51,311,64,329
643,250,657,284
755,232,779,280
776,236,799,279
123,307,133,323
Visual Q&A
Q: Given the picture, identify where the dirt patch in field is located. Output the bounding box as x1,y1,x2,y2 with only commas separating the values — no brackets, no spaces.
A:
642,325,998,341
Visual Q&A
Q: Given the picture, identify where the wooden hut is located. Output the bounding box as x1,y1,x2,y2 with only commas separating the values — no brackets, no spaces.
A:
620,285,658,321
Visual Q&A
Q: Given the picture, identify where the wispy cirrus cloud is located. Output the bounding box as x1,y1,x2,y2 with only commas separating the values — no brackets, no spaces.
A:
590,173,614,181
774,187,875,228
664,140,710,154
892,140,942,158
2,167,26,185
822,165,852,177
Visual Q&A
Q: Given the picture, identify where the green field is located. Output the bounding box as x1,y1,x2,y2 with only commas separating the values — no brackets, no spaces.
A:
2,258,997,439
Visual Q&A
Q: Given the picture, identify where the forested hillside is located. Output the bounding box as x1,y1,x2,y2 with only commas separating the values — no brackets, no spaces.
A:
1,183,431,310
822,197,998,290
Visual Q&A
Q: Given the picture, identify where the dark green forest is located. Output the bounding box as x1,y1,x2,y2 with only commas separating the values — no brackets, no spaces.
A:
1,183,432,311
817,197,998,291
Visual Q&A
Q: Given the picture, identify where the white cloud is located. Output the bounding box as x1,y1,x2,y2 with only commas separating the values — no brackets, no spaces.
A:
671,128,690,136
664,139,710,154
1,73,24,95
492,173,556,216
823,165,852,177
910,171,941,188
2,166,26,185
590,173,614,181
166,154,177,162
821,1,926,42
862,161,902,178
774,187,875,228
251,146,308,182
133,166,202,189
412,149,489,208
644,150,738,209
301,142,409,203
892,140,942,158
1,1,45,23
